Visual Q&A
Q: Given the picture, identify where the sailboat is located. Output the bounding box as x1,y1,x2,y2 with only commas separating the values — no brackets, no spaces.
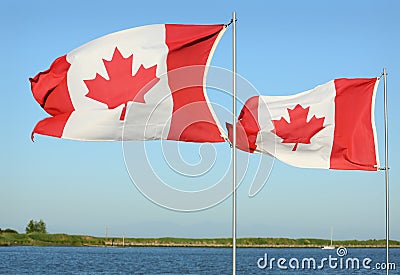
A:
322,227,335,250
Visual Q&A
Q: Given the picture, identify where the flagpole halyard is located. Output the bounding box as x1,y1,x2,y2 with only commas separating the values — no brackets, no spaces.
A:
383,68,390,275
232,11,237,275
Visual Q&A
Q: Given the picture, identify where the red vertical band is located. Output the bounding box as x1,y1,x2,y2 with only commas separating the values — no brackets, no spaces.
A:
226,96,260,152
30,55,74,140
330,78,378,170
165,24,225,142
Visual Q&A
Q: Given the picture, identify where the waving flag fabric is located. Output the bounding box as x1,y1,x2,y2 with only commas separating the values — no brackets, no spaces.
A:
30,24,226,142
227,78,380,171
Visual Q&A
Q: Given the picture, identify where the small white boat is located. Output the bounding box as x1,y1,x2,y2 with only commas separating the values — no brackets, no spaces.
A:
322,227,335,250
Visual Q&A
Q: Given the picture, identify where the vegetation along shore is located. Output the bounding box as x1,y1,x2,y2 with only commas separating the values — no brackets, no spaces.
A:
1,232,399,248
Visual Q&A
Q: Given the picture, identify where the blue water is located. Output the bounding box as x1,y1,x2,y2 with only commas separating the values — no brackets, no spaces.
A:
0,246,398,274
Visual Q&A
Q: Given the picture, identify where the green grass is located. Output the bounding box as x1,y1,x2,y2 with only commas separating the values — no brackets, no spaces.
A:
0,232,399,248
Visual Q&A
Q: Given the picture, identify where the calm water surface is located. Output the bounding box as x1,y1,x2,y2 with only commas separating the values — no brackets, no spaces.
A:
0,246,398,274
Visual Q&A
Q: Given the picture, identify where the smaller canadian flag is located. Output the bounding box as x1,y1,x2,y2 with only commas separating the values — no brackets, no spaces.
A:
227,78,380,171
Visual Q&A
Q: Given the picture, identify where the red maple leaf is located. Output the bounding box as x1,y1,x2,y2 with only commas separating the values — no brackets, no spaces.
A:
84,47,160,120
271,104,325,151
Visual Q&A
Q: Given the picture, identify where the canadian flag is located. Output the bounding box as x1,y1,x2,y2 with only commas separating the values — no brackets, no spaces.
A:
30,24,227,142
227,78,381,171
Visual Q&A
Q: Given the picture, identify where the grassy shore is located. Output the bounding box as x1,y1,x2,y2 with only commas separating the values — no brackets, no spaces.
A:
1,232,399,248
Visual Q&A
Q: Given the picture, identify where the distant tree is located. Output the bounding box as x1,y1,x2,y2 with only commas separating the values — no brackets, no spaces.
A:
0,228,18,234
3,228,18,234
26,219,47,234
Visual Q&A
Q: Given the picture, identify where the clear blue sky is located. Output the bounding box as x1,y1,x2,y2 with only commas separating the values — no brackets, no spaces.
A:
1,0,399,241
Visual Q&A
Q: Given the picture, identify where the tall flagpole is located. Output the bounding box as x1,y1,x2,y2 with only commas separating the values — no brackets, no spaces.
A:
383,68,390,275
232,11,237,275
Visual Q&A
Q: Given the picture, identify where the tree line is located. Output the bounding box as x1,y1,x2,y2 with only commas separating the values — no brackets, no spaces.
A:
0,219,47,234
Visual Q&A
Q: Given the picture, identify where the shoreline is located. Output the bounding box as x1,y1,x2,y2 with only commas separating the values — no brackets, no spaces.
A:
1,233,399,248
2,243,400,249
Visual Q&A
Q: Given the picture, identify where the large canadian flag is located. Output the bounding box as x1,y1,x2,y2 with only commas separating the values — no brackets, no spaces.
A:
227,78,380,171
30,24,227,142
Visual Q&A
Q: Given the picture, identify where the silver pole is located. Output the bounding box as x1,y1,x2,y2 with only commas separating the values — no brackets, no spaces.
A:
383,68,390,274
232,11,237,275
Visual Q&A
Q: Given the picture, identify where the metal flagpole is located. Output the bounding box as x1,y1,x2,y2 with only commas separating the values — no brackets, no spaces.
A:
383,68,390,275
232,11,237,275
